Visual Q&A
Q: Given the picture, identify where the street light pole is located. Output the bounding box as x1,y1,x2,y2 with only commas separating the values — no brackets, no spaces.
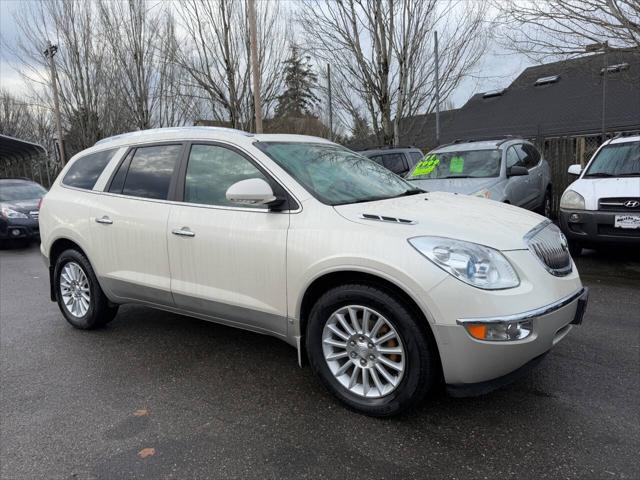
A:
44,41,66,165
247,0,263,134
585,41,609,140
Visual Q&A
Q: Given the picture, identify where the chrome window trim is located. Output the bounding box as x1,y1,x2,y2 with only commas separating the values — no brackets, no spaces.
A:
457,288,586,325
58,186,299,214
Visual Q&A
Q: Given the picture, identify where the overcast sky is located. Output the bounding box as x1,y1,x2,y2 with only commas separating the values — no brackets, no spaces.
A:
0,0,536,110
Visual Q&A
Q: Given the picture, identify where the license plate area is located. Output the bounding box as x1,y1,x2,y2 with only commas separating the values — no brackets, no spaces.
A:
614,214,640,229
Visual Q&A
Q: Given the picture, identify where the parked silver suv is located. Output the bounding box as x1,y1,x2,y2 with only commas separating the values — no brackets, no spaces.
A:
407,139,553,216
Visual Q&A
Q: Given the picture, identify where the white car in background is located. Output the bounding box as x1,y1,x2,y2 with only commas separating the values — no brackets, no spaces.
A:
559,135,640,256
39,127,587,416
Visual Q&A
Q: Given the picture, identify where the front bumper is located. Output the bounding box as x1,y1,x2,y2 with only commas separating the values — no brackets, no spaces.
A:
559,208,640,246
0,217,40,240
438,287,588,396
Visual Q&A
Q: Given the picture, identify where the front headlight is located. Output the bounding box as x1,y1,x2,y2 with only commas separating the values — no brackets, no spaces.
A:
560,190,585,210
0,206,28,219
408,236,520,290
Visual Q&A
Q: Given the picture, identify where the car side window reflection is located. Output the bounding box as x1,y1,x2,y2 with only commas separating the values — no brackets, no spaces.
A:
184,145,269,208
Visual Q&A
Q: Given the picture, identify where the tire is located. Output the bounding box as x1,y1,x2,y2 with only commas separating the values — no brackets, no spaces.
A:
53,249,118,329
537,189,552,218
568,240,582,257
306,284,438,417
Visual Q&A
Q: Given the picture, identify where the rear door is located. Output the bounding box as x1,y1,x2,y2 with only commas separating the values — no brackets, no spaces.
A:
90,143,183,305
167,143,290,337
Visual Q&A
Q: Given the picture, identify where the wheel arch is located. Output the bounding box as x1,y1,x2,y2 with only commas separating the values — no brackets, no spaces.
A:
298,270,443,371
48,237,94,302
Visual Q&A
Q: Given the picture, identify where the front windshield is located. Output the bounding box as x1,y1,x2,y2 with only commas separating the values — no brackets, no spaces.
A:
584,142,640,177
256,142,420,205
407,149,501,180
0,183,47,202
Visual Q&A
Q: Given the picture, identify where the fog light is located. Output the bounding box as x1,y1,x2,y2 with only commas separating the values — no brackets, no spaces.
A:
463,320,532,341
11,229,21,237
569,213,581,223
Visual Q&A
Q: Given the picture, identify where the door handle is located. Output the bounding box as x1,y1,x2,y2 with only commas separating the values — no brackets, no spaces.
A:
95,215,113,225
172,227,195,237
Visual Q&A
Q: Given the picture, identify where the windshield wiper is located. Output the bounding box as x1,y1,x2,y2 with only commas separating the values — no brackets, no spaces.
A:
438,175,472,179
395,188,424,197
584,172,615,177
616,172,640,176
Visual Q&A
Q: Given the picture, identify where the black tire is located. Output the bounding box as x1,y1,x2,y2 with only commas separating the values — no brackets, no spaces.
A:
306,284,438,417
53,249,118,329
537,189,552,218
568,240,582,257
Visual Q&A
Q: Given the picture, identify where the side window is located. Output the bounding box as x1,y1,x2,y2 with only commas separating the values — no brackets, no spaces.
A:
521,144,541,169
184,144,270,208
108,149,134,193
62,148,117,190
409,152,424,166
381,153,407,174
119,144,182,200
506,146,524,169
368,155,383,165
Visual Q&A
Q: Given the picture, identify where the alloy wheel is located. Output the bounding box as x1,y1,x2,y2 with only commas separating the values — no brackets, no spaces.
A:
322,305,405,398
59,261,91,318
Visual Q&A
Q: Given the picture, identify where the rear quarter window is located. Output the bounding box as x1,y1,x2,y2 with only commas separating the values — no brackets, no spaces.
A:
63,148,118,190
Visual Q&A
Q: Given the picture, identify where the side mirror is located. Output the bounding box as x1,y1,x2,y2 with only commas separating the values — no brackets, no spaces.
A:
226,178,282,207
507,166,529,177
567,164,582,176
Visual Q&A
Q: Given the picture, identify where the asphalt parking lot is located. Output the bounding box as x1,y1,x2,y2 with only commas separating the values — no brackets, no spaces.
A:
1,243,639,480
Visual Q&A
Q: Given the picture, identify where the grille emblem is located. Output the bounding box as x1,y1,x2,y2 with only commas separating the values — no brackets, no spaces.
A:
623,200,639,208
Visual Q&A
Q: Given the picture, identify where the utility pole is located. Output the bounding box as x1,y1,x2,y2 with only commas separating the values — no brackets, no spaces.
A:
327,63,333,141
247,0,263,134
585,41,609,141
602,41,608,140
44,41,66,165
434,31,440,146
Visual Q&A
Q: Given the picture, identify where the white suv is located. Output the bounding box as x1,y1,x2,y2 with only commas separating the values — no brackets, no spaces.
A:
40,127,588,416
559,135,640,255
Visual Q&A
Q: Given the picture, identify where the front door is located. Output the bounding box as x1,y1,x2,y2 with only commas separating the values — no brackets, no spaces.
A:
167,143,289,337
504,145,529,207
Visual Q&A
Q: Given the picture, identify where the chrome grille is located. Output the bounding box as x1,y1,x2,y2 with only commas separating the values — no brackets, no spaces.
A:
599,197,640,211
524,221,572,276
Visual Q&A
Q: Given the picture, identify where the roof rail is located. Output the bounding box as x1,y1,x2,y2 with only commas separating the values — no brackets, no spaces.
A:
437,135,522,149
357,144,417,151
94,126,254,146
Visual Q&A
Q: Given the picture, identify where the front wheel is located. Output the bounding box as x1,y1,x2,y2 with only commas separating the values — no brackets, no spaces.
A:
54,249,118,329
306,284,438,416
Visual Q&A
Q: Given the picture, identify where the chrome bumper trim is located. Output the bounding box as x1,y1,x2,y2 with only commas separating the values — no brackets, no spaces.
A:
457,288,586,325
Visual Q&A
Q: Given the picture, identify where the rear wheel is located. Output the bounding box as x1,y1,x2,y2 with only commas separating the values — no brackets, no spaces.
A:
306,284,438,416
54,249,118,329
537,189,552,218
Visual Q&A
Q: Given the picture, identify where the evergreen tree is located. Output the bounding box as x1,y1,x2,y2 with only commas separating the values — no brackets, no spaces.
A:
275,44,320,118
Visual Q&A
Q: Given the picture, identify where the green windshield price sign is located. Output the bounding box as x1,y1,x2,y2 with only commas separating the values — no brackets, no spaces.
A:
411,155,440,177
449,156,465,173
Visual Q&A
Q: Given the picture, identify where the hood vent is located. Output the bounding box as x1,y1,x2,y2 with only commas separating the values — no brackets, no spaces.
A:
361,213,416,225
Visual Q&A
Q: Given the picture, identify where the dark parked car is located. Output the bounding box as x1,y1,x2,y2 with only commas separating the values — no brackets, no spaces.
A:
358,146,424,177
0,178,46,244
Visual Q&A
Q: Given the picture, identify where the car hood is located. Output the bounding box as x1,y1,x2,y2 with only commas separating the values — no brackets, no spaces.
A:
408,177,499,195
333,192,545,251
0,199,40,213
570,177,640,210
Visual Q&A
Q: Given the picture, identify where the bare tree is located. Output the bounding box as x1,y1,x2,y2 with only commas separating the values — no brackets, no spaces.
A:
173,0,286,130
98,0,164,130
299,0,489,145
494,0,640,60
12,0,126,154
